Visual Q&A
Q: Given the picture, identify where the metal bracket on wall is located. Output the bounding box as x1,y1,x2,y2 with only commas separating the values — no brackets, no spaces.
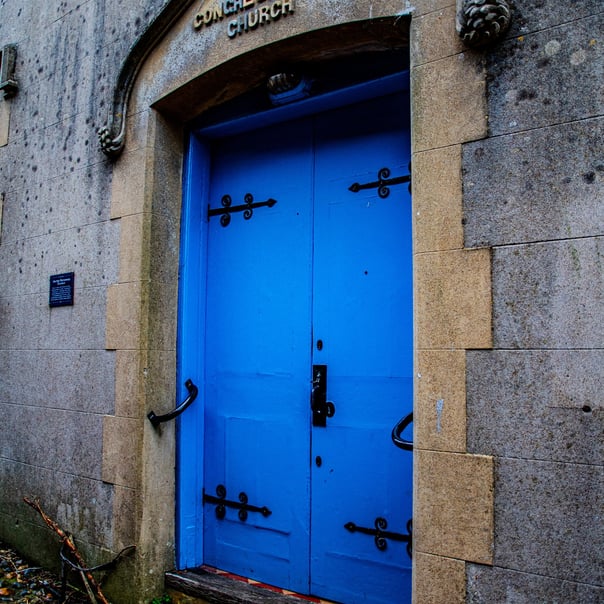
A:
147,378,198,427
0,44,18,98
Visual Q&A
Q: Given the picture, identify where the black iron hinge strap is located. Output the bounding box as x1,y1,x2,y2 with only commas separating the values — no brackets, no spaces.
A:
203,484,272,522
208,193,277,227
349,165,412,198
345,517,412,559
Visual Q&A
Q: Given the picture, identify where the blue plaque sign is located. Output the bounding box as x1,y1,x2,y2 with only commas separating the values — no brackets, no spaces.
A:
49,272,74,307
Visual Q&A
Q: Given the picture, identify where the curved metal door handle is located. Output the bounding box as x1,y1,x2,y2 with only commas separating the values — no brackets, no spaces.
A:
147,379,198,427
391,411,413,451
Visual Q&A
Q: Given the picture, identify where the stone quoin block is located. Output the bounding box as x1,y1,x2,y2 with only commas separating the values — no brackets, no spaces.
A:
415,349,467,453
413,144,464,253
415,450,494,564
415,247,492,350
412,52,486,152
414,552,466,604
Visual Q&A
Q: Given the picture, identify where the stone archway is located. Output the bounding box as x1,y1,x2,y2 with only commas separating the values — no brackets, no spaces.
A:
100,3,495,601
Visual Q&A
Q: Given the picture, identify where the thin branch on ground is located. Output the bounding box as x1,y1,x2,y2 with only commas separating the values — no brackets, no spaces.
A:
23,497,110,604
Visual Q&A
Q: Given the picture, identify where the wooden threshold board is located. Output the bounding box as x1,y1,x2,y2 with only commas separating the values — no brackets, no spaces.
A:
166,567,338,604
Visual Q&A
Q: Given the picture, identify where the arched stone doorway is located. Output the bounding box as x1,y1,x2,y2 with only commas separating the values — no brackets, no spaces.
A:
101,4,494,602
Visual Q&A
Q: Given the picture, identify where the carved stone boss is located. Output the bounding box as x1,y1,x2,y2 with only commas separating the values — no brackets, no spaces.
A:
457,0,512,48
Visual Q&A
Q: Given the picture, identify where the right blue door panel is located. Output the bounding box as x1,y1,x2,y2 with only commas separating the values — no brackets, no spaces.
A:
199,88,412,603
310,93,413,604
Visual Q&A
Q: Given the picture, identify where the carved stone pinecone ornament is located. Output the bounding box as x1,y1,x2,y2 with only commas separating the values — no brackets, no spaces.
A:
457,0,512,48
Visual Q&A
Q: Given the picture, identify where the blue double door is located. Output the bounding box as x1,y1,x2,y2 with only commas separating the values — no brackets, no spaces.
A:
195,90,412,603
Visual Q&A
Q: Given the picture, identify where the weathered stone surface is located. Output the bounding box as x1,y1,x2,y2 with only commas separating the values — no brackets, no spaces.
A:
112,485,137,551
414,144,464,253
102,415,142,488
467,564,604,604
0,404,104,480
0,458,114,550
467,350,603,464
106,281,144,350
415,552,466,604
412,52,486,152
0,2,32,42
492,237,604,349
118,213,148,282
0,191,27,246
3,116,107,193
412,0,456,18
487,12,604,136
494,457,603,585
0,349,115,415
0,0,178,601
411,4,464,67
0,221,119,298
0,166,114,243
0,295,20,350
0,100,9,147
506,0,604,38
110,146,152,219
463,117,604,248
416,349,466,452
415,248,492,350
17,289,108,351
114,350,145,418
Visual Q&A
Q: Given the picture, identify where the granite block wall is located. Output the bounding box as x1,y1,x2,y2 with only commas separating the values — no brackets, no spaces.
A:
0,0,168,569
0,0,602,602
464,0,604,600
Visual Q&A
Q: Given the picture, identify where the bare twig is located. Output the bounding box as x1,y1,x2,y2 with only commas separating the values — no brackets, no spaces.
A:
23,497,110,604
79,570,98,604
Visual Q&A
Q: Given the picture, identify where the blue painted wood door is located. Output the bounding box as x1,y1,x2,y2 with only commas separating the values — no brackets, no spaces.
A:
198,89,412,603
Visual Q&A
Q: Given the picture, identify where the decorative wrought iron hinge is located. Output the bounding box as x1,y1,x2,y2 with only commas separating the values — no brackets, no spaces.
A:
349,165,411,198
208,193,277,227
203,484,272,521
345,517,413,558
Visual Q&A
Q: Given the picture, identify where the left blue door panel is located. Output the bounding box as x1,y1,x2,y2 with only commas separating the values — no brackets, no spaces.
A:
202,121,314,593
177,134,209,569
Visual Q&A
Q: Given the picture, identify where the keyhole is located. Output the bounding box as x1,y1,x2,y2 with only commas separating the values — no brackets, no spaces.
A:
317,339,323,351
